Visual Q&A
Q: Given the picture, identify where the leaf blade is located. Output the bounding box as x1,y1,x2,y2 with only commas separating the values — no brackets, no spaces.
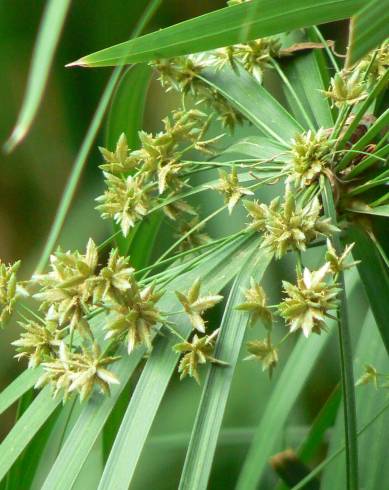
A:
71,0,365,68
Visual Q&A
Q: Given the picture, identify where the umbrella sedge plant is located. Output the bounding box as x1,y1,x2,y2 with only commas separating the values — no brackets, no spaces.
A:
1,1,388,489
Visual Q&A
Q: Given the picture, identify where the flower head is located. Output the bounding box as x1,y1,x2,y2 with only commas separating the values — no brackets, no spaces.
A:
37,342,120,402
288,129,332,187
176,278,223,333
278,263,340,337
211,168,253,214
246,189,338,259
96,173,150,237
104,283,163,354
244,338,278,376
356,364,379,389
236,278,272,328
0,259,23,327
12,318,64,368
323,69,367,108
174,329,226,384
99,133,138,174
32,239,98,335
325,240,359,275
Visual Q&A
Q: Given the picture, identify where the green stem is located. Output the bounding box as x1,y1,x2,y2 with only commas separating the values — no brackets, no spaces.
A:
321,176,359,490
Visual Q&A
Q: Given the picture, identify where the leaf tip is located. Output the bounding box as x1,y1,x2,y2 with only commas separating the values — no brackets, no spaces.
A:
3,126,27,154
65,58,88,68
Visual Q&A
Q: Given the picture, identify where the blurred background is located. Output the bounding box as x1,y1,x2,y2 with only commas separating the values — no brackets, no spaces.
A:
1,2,369,489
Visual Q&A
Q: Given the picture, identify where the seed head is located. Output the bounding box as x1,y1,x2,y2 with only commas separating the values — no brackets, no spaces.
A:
176,278,223,333
0,259,24,327
210,168,253,214
278,263,340,337
244,338,278,377
323,69,367,108
236,278,272,329
174,329,226,384
288,129,332,187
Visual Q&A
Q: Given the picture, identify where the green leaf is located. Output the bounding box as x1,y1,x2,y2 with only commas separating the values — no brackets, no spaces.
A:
97,235,260,490
347,0,389,67
236,269,360,490
3,0,71,153
0,368,41,417
321,310,389,489
201,64,302,144
222,136,288,160
0,387,60,483
345,226,389,355
291,311,389,490
70,0,365,68
281,28,334,129
39,235,256,490
178,249,273,490
346,204,389,217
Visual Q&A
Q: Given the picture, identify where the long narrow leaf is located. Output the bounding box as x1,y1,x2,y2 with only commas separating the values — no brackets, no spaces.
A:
236,269,360,490
178,249,273,490
346,0,389,67
201,65,302,144
70,0,365,68
0,368,41,417
97,236,260,490
3,0,71,153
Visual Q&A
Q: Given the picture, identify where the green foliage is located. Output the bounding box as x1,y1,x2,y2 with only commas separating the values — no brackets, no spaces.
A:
1,2,388,490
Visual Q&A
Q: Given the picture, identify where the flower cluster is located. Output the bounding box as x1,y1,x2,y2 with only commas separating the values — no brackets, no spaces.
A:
323,69,367,108
210,167,254,214
287,129,333,187
14,240,165,401
96,109,220,236
173,278,225,382
152,56,244,130
278,263,340,337
244,188,338,259
0,260,25,327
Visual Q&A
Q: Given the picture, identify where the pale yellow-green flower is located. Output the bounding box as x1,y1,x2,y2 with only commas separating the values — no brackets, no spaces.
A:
323,69,367,108
245,189,339,259
174,329,226,384
0,259,24,327
176,278,223,333
104,283,163,354
278,263,340,337
288,129,332,187
236,278,272,329
325,240,359,276
356,364,379,389
99,133,138,174
244,338,278,376
96,173,150,237
37,342,120,402
12,318,64,368
210,168,253,214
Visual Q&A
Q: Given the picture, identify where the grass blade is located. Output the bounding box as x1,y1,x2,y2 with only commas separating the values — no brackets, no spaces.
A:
281,28,334,129
321,177,359,490
3,0,71,153
97,235,259,490
34,0,162,274
345,226,389,355
201,65,302,144
346,0,389,67
178,249,273,490
0,388,60,483
236,265,360,490
69,0,365,68
0,368,41,417
236,328,334,489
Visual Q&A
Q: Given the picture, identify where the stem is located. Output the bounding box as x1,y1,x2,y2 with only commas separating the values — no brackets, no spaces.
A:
321,177,359,490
